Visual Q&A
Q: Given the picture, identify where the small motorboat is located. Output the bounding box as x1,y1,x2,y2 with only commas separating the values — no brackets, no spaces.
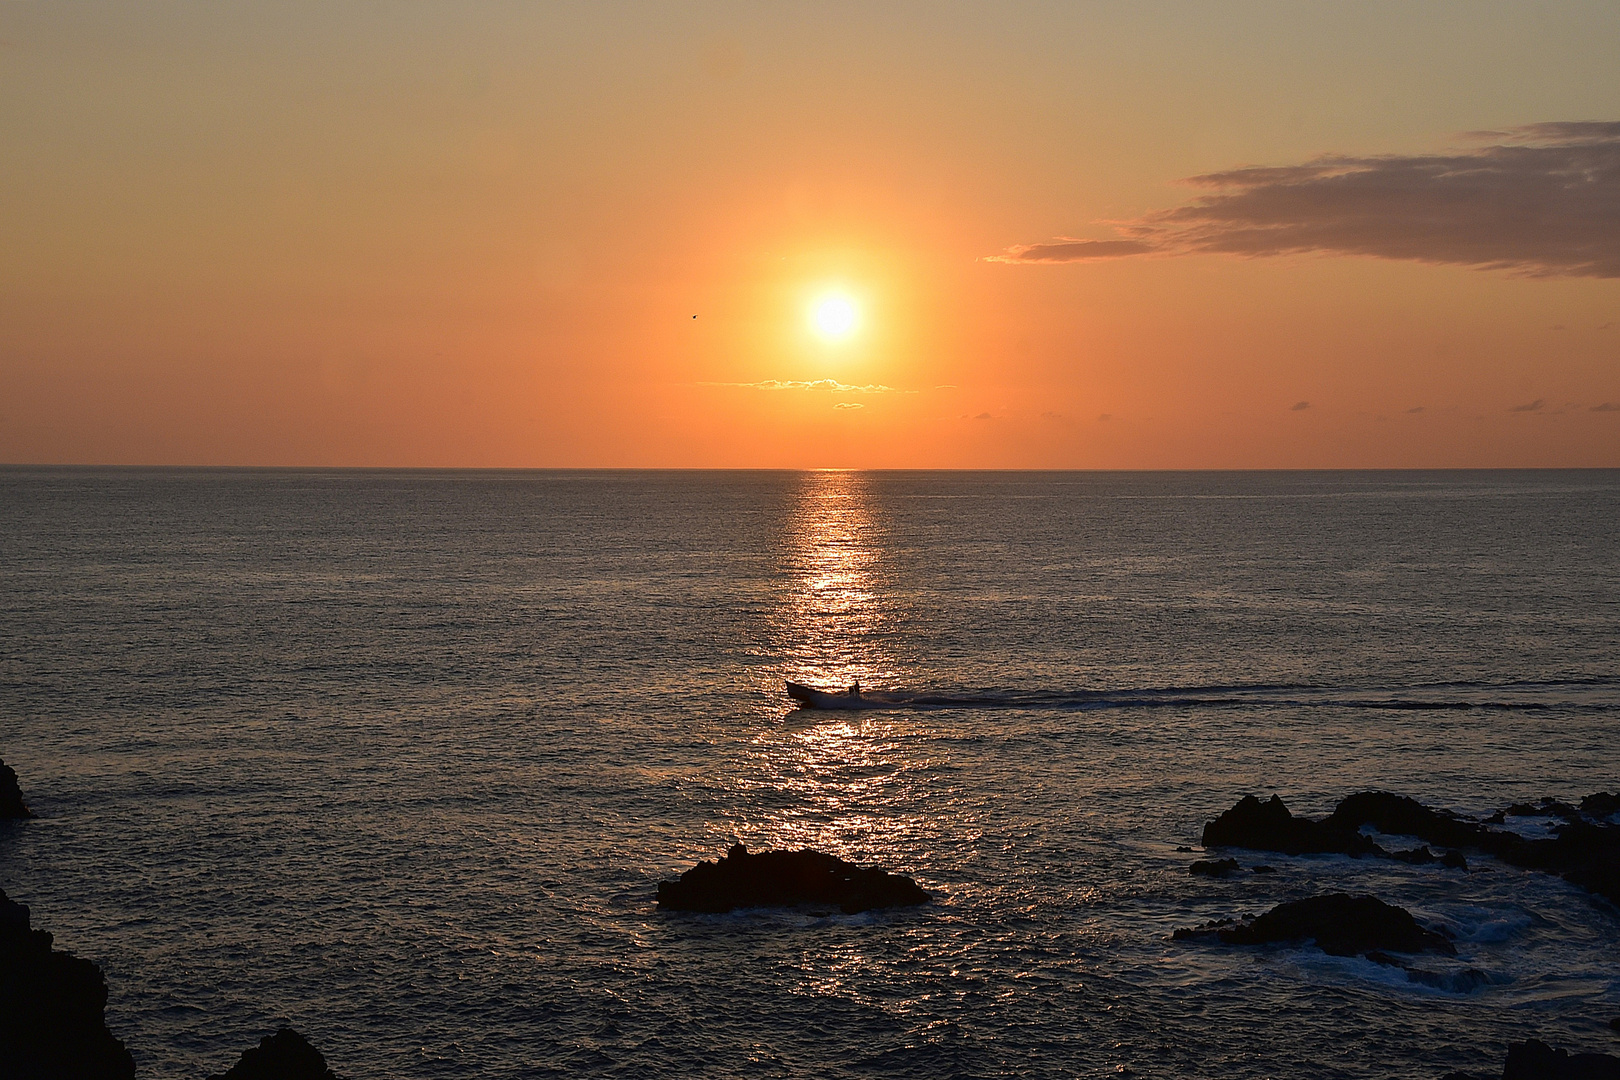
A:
784,680,905,710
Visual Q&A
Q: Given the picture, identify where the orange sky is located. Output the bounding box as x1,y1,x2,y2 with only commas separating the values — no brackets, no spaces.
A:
3,2,1618,467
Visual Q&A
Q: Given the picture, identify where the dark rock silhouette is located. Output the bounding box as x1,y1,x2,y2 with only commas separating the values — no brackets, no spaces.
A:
0,758,32,819
1203,791,1618,904
206,1027,343,1080
1502,1038,1620,1080
1174,893,1454,958
1582,793,1620,820
0,889,134,1079
1324,791,1485,849
657,844,929,915
1201,794,1382,856
1188,858,1241,878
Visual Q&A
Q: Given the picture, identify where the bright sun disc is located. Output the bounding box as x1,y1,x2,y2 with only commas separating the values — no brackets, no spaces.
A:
810,294,859,341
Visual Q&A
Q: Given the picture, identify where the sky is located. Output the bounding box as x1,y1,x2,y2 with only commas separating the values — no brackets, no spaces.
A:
3,1,1619,468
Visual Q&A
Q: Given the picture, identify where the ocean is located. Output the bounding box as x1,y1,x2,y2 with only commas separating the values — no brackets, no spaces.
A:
1,467,1617,1079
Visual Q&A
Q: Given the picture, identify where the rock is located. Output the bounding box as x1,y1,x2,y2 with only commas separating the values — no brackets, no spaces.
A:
1205,791,1617,904
1180,893,1455,958
206,1027,344,1080
1200,795,1381,857
657,844,929,915
1324,791,1487,849
1502,1038,1620,1080
1582,793,1620,820
1188,858,1241,878
0,889,134,1079
0,757,32,819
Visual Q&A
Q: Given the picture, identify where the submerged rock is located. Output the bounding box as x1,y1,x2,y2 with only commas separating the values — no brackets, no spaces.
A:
1174,893,1454,958
657,844,929,915
0,757,32,819
1502,1038,1620,1080
1188,858,1241,878
0,889,134,1079
206,1027,344,1080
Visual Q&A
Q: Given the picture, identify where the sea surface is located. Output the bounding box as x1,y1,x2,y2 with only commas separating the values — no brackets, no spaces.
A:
1,468,1618,1079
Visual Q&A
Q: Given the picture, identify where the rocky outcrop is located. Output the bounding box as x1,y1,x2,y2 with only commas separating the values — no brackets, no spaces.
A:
0,889,134,1079
1202,791,1619,904
657,844,929,915
0,758,32,819
1174,893,1454,958
1201,795,1383,857
1502,1038,1620,1080
206,1027,344,1080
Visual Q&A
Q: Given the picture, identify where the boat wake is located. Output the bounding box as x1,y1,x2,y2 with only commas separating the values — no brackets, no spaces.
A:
784,677,1619,713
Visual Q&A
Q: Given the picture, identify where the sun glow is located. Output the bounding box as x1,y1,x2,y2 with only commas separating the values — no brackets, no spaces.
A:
809,292,860,342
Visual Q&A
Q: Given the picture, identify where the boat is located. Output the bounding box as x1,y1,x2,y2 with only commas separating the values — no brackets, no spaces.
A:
784,680,905,710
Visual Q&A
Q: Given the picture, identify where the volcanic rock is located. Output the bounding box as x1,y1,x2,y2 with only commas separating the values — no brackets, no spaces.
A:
1502,1038,1620,1080
657,844,929,915
1175,893,1454,958
0,889,134,1079
0,757,32,819
206,1027,344,1080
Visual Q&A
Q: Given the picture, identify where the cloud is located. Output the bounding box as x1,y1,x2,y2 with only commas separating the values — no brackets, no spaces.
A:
698,379,902,393
1509,399,1546,412
833,401,863,410
985,238,1155,264
1593,402,1620,412
973,411,993,420
992,122,1620,277
1290,400,1311,411
1406,406,1426,413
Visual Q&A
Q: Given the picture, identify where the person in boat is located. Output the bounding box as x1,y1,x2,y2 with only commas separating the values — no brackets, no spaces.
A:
848,679,861,697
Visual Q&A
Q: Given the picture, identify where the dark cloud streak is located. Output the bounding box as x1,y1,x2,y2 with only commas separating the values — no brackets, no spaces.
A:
993,122,1620,277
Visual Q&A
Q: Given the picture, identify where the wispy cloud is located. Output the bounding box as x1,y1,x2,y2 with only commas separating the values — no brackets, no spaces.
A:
985,238,1155,264
699,379,903,393
1290,400,1311,411
1509,399,1546,412
1592,402,1620,412
991,122,1620,277
833,401,864,409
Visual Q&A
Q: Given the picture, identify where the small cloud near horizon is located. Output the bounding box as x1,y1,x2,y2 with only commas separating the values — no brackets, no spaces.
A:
1592,402,1620,411
1407,406,1426,413
990,121,1620,278
973,411,993,420
1509,399,1546,412
698,378,903,393
1290,400,1311,411
833,401,863,409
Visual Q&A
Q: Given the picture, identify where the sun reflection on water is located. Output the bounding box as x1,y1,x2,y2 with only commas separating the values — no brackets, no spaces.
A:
774,470,903,691
726,472,959,873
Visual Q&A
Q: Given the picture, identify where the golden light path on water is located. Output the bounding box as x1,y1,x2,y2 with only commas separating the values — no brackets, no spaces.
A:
724,471,966,876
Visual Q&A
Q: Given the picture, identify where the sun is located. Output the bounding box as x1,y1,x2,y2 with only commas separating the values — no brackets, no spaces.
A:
809,292,860,342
